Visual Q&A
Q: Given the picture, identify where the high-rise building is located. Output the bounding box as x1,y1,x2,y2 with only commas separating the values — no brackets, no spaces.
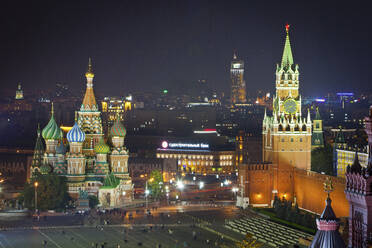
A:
15,83,24,100
230,52,246,105
262,24,312,171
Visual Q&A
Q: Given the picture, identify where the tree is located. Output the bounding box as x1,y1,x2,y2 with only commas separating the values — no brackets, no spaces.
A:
148,170,164,200
311,144,333,175
19,173,69,211
88,195,99,209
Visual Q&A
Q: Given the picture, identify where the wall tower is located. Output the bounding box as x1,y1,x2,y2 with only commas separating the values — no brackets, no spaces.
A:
262,24,311,171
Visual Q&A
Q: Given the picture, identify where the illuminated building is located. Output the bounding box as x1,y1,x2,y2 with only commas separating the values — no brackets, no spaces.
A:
262,24,312,171
311,108,324,149
128,157,177,183
101,96,132,133
77,58,103,156
333,127,369,177
156,140,235,175
237,26,349,218
335,147,368,177
31,59,133,207
15,83,24,100
230,52,247,105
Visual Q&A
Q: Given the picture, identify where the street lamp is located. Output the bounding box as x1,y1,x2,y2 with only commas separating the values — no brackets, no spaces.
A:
34,181,38,214
176,180,184,190
145,181,150,209
199,181,204,190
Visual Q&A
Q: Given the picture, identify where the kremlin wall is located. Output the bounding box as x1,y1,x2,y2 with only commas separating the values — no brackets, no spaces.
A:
238,163,348,217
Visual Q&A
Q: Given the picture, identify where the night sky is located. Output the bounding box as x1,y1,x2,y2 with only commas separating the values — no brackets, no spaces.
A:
0,1,371,97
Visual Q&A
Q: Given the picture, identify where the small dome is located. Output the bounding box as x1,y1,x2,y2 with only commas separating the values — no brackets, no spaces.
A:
110,118,126,137
94,138,110,154
67,123,85,143
56,141,67,154
42,115,62,140
40,163,52,175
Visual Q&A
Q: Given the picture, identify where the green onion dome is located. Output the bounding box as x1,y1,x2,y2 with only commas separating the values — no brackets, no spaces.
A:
110,117,126,137
42,104,62,140
40,163,52,175
94,138,110,154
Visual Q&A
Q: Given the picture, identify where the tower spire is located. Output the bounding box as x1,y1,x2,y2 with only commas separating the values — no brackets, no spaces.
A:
85,57,95,79
51,102,54,116
281,24,294,69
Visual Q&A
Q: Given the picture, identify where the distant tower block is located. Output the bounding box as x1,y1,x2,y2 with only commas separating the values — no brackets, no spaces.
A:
15,83,24,100
230,52,247,105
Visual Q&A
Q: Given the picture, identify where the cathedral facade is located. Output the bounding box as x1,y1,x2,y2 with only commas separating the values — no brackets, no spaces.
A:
31,60,132,207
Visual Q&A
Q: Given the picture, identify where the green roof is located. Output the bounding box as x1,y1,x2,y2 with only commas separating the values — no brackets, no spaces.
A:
281,28,294,69
315,108,322,120
103,172,120,188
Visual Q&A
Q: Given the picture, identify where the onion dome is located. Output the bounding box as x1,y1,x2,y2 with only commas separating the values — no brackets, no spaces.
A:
42,103,62,140
40,163,52,175
94,138,110,154
67,122,86,143
110,116,126,137
56,140,67,154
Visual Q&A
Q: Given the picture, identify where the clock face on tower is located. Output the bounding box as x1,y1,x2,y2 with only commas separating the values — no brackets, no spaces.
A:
283,98,297,114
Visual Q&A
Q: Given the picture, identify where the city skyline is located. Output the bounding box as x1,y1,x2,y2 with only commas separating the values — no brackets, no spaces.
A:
1,1,371,97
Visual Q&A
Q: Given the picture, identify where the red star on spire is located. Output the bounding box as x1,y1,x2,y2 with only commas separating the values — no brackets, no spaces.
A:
285,23,290,33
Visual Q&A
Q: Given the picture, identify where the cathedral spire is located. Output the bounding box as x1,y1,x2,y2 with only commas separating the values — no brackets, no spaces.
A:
281,24,294,69
81,58,98,111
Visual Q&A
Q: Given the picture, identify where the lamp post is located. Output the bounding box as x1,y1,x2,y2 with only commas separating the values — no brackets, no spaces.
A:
34,181,38,214
145,181,149,210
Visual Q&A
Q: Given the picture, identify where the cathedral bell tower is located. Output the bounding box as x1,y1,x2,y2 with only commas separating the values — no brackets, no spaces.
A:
262,24,312,171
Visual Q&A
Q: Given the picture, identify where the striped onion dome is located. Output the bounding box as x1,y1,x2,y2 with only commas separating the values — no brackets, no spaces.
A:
94,138,110,154
42,114,62,140
110,118,126,137
56,140,67,154
67,122,85,143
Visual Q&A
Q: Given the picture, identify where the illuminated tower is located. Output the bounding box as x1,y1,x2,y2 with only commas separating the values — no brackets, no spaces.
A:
109,115,130,179
312,107,324,150
66,121,86,183
262,24,312,172
15,83,24,100
42,103,63,168
77,58,103,156
230,52,246,105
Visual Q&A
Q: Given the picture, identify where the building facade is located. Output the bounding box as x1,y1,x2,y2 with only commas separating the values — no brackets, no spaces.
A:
230,52,246,105
262,24,312,171
156,140,235,175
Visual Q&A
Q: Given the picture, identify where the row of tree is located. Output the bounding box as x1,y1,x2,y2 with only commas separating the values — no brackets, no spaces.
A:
273,196,317,230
